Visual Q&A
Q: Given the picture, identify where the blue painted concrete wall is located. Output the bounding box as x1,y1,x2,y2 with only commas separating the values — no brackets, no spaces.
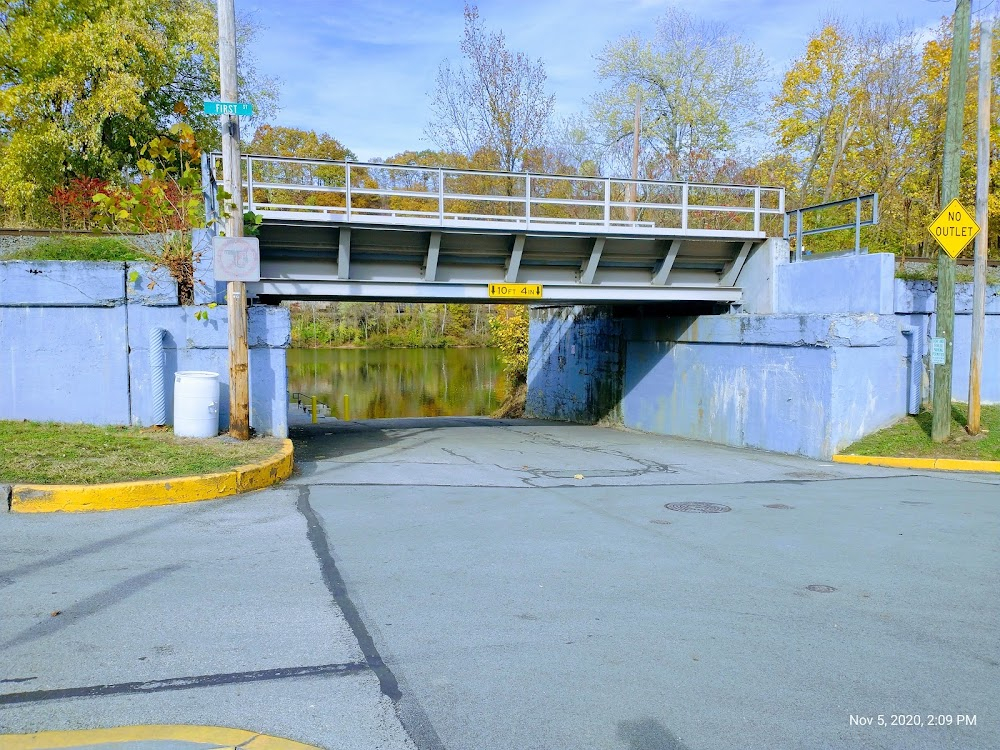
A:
527,250,1000,459
528,310,911,459
896,279,1000,404
775,253,895,314
618,314,905,458
624,341,834,456
126,305,290,436
1,305,131,424
0,260,290,436
526,306,622,423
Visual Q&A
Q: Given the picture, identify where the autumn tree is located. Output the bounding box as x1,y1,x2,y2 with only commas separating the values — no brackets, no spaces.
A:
773,17,999,255
247,126,361,208
585,8,767,183
0,0,277,224
907,18,999,255
426,4,555,173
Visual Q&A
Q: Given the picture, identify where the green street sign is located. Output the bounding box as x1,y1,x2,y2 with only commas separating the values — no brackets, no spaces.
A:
203,100,254,117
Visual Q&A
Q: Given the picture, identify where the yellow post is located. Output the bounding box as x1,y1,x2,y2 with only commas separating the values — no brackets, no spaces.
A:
343,394,350,421
311,396,317,424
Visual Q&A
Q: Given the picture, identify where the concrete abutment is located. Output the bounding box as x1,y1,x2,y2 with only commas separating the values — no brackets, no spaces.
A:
526,244,1000,459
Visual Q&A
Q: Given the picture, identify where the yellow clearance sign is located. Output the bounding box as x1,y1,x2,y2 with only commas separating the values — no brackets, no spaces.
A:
928,199,980,258
488,283,543,299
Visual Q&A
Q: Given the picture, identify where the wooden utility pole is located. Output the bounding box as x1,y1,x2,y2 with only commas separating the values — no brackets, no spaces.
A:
218,0,251,440
968,21,992,434
932,0,973,442
628,93,641,222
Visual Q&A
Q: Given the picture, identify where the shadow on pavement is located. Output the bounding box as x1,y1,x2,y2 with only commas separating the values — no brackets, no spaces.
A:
617,718,692,750
2,564,183,650
289,416,565,466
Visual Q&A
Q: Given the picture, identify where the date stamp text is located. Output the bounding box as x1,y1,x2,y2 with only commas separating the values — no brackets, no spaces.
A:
850,714,977,728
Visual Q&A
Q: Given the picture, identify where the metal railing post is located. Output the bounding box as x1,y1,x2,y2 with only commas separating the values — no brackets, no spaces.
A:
438,168,445,222
345,162,352,220
854,196,862,254
681,183,689,230
604,178,611,226
525,174,531,226
753,186,761,233
246,156,254,213
795,210,803,262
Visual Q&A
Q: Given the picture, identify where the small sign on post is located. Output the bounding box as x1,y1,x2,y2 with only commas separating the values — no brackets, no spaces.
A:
927,199,980,258
214,236,260,282
203,100,254,117
930,337,947,365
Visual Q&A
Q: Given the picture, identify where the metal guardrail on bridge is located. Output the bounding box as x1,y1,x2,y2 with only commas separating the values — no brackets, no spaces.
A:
206,153,785,238
784,194,879,262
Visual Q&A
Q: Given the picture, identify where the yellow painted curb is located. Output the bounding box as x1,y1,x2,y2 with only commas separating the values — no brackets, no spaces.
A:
9,439,294,513
833,453,1000,473
0,723,320,749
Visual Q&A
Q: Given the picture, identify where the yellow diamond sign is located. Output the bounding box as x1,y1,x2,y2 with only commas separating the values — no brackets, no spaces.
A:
928,199,980,258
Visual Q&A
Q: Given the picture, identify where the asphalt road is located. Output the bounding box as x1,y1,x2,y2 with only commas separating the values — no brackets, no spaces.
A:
2,417,998,750
297,418,1000,750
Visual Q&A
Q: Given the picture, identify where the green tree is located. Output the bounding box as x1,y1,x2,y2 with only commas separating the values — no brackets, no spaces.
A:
0,0,277,224
587,8,767,182
92,123,207,304
772,17,999,256
489,305,529,386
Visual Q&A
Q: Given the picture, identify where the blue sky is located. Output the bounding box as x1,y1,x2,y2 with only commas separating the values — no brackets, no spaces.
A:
241,0,977,162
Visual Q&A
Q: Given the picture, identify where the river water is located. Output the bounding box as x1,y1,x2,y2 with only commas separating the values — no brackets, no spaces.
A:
287,348,507,419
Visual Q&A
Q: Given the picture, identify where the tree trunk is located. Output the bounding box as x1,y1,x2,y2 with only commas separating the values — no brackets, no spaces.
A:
822,109,858,203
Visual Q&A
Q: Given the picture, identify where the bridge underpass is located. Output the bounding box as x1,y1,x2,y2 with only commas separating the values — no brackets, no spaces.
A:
200,154,917,460
205,154,785,306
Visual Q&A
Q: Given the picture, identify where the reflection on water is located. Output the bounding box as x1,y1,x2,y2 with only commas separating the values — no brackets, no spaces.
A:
287,348,507,419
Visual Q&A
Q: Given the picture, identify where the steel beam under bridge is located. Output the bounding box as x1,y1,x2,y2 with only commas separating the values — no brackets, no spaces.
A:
251,221,762,305
204,153,783,305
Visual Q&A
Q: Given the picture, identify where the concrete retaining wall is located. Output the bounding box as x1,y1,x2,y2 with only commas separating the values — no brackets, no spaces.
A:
526,249,1000,459
0,259,289,436
895,279,1000,404
526,307,622,423
620,315,906,458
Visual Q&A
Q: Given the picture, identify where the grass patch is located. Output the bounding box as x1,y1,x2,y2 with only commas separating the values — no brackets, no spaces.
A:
0,421,283,485
843,403,1000,461
5,235,145,262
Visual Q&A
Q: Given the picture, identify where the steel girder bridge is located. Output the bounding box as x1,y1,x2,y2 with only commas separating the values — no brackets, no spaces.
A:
204,154,785,306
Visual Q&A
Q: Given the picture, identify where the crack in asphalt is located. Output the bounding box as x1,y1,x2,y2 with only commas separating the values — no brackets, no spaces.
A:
295,486,446,750
0,662,368,706
294,473,924,489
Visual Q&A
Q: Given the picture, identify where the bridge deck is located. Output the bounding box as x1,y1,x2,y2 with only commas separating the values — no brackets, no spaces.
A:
205,154,784,305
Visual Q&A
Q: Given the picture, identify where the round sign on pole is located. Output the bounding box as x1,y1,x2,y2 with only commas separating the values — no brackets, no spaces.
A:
213,236,260,282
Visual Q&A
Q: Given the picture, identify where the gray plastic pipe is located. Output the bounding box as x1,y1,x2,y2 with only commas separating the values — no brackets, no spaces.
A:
902,329,921,416
149,327,167,425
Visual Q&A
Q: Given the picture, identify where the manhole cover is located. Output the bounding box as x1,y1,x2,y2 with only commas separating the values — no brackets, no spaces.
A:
805,584,837,593
649,519,672,525
764,503,793,509
664,502,731,513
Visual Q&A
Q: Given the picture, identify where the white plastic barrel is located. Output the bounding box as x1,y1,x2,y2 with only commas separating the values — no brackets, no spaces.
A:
173,371,220,438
